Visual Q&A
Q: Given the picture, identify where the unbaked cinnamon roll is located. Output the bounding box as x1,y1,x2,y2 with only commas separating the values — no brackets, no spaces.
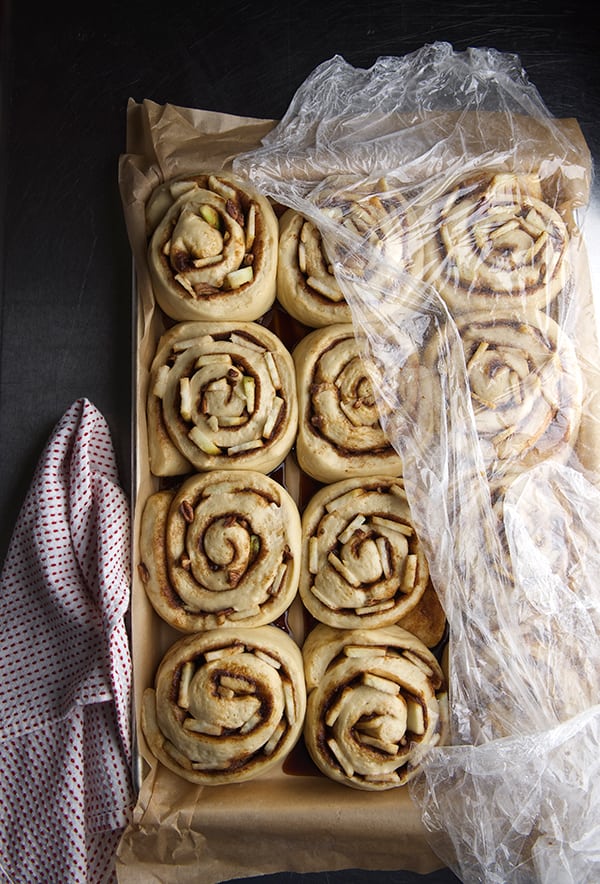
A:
447,308,583,481
147,172,278,322
312,175,424,285
300,477,431,629
422,171,573,315
277,208,352,328
142,625,306,784
302,624,448,791
138,470,301,631
293,324,403,483
147,321,298,476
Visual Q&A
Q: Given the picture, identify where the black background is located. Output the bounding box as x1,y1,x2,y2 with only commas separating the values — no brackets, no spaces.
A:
1,2,599,881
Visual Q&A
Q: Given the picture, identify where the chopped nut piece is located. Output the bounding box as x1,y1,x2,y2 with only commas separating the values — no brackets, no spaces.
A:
225,199,245,227
179,500,194,523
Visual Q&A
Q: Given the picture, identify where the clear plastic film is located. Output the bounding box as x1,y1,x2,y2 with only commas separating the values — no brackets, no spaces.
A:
234,44,600,882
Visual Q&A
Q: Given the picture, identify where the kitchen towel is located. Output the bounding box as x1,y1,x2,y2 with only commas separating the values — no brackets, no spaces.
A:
0,398,134,884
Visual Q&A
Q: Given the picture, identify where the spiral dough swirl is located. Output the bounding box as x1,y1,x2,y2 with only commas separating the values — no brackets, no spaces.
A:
142,626,306,784
139,470,301,631
147,320,298,476
300,477,431,629
446,309,582,480
303,624,448,791
293,323,403,483
422,171,572,314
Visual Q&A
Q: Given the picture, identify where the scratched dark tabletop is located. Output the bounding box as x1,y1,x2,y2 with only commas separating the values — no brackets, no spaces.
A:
1,2,599,882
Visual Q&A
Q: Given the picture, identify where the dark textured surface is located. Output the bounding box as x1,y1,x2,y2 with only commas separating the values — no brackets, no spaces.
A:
1,0,599,565
1,3,599,881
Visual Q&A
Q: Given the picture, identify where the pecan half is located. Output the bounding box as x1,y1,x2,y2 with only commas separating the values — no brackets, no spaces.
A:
192,281,222,298
226,199,245,227
180,500,195,523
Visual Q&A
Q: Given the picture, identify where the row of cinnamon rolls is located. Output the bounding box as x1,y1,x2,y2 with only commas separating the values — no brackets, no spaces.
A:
146,170,575,327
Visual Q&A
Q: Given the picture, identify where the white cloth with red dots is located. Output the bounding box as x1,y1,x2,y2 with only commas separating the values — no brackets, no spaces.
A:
0,399,134,884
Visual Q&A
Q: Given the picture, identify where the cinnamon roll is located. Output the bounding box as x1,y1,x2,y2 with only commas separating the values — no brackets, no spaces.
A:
147,173,278,322
277,208,352,328
142,625,306,784
147,321,298,476
138,470,301,631
293,324,403,483
300,477,431,629
422,171,573,315
302,624,448,791
447,308,583,481
312,175,424,284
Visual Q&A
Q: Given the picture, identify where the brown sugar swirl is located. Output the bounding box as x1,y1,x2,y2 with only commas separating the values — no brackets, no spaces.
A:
147,321,298,476
302,624,448,791
293,323,403,483
138,470,302,631
146,172,278,322
300,477,432,629
142,626,306,785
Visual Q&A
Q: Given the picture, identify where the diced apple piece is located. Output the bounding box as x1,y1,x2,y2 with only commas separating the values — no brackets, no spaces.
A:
199,203,221,229
224,265,254,289
242,376,256,412
262,397,283,439
188,426,221,455
406,698,425,735
152,364,170,398
179,377,193,421
245,203,256,250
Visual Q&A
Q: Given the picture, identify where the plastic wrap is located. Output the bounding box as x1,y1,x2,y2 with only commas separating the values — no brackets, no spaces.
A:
233,43,600,882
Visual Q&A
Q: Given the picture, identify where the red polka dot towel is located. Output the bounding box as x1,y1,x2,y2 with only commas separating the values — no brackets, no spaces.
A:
0,399,134,884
